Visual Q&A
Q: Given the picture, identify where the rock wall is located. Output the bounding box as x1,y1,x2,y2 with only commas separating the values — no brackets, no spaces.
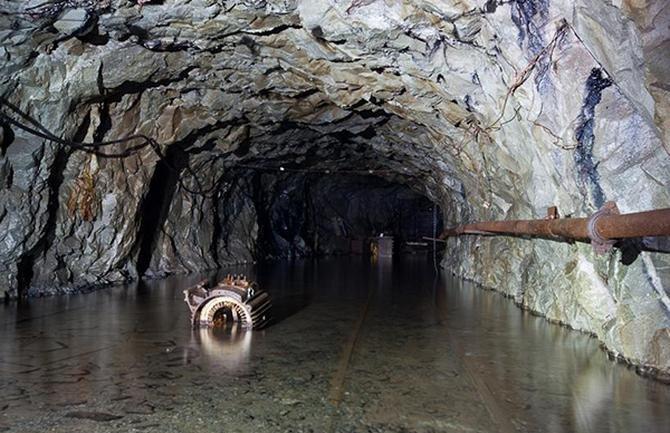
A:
0,1,668,375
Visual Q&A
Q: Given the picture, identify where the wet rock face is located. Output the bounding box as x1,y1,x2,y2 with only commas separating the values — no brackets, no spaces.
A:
0,1,668,373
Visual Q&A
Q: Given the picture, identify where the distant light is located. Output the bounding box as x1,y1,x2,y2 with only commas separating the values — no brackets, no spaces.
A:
280,166,285,171
325,169,331,174
368,169,374,174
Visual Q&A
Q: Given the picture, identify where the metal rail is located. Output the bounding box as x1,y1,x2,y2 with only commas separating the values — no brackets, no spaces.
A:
438,202,670,254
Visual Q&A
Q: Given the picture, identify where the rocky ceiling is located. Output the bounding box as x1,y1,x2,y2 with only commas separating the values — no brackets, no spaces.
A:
0,1,669,379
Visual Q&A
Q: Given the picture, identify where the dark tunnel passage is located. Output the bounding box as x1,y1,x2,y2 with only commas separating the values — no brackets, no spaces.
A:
1,0,670,432
137,169,443,277
223,172,442,260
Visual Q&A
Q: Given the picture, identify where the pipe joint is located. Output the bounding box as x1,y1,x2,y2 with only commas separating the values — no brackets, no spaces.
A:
587,201,619,255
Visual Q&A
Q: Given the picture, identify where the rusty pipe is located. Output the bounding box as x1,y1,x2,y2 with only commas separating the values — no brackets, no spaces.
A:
440,202,670,253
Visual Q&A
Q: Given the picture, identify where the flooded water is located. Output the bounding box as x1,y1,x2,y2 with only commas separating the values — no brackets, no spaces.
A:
1,257,669,433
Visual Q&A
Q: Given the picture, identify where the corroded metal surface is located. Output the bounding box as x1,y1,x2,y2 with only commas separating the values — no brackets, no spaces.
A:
440,202,670,253
183,275,271,329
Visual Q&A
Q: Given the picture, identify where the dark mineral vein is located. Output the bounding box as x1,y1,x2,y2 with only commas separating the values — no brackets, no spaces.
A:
574,67,612,208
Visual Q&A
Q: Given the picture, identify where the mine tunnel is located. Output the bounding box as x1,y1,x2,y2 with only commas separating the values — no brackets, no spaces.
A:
136,169,443,276
1,1,670,432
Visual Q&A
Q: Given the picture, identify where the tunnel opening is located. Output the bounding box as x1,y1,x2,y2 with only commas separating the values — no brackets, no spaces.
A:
1,5,670,427
241,172,444,261
142,167,444,276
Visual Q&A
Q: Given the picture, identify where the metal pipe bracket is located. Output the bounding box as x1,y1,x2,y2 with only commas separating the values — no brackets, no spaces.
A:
587,201,619,255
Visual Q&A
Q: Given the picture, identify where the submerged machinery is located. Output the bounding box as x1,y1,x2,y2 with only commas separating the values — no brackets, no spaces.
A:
183,275,272,329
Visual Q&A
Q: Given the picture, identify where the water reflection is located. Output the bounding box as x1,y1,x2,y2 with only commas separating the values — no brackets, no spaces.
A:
572,359,614,432
191,325,252,373
0,257,669,433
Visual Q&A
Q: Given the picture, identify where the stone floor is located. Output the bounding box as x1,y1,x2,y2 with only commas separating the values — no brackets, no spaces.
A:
1,257,669,432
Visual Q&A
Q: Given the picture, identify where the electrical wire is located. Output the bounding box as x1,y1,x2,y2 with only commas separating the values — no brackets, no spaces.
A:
0,96,159,157
0,96,411,198
0,96,218,196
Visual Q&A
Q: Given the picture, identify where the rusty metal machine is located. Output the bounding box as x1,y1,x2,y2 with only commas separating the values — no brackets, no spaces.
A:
183,275,271,329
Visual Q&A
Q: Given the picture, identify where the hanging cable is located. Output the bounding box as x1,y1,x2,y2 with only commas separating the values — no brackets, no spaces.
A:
0,96,220,197
0,96,413,200
0,96,159,157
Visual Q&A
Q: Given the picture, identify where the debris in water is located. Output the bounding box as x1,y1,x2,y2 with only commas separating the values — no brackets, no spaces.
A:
184,275,272,329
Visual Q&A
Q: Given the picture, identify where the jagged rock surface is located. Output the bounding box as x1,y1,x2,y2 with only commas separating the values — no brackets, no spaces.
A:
0,0,669,376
